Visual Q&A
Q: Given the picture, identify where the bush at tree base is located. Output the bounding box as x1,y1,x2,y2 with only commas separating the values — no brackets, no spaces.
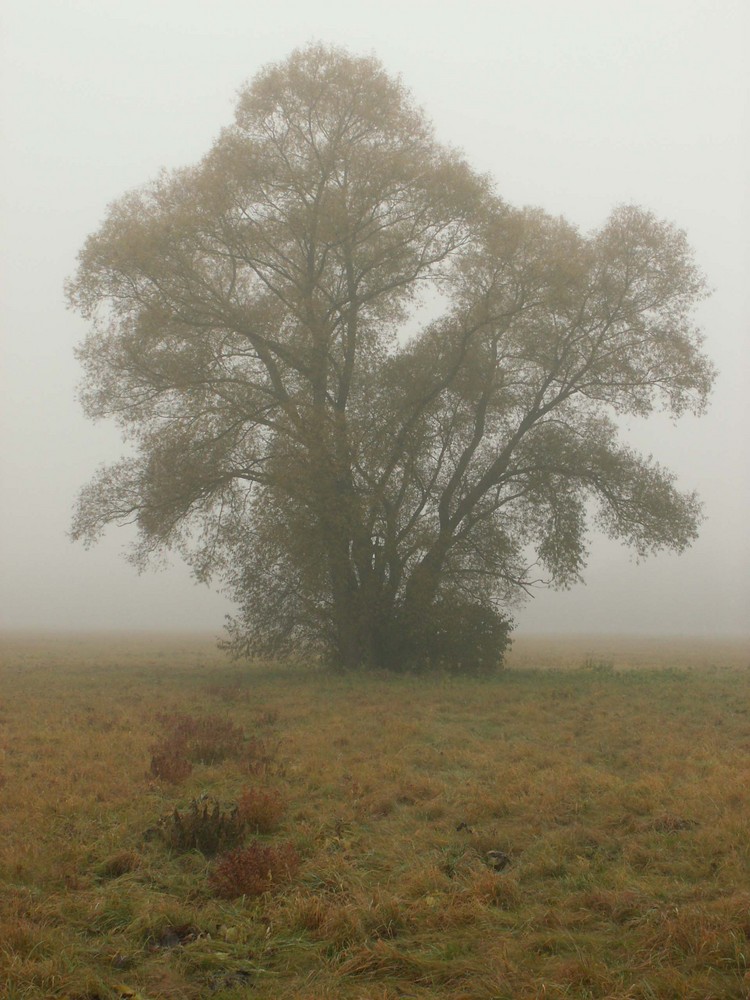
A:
375,599,513,674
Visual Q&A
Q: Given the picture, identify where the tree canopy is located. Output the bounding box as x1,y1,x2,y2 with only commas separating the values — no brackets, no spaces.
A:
69,45,715,671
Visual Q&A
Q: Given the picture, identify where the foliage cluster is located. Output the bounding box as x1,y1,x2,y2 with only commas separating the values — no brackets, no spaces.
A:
376,597,513,674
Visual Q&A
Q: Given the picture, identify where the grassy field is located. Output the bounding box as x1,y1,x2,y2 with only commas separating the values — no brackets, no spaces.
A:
1,632,749,999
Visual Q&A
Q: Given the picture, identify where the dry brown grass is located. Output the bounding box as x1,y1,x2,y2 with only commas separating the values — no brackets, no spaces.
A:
0,631,748,999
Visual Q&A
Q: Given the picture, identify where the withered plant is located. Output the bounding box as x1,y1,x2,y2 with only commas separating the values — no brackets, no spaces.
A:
158,797,245,855
209,841,300,898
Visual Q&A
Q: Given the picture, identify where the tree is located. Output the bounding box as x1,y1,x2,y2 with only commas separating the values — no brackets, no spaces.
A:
69,45,715,671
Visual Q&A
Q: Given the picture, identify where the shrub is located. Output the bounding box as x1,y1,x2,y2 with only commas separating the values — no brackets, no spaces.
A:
237,786,286,834
210,841,300,898
376,598,513,674
158,797,245,855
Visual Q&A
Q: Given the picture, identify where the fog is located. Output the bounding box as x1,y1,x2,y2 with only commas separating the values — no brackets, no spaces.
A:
1,0,748,636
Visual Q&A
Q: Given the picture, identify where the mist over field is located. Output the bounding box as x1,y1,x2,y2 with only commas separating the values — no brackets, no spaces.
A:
1,0,748,637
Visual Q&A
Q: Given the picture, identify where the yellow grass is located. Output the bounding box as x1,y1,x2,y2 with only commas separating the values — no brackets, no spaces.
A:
1,631,749,999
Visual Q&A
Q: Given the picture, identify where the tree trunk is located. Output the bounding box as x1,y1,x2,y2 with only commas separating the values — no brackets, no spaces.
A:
329,575,381,669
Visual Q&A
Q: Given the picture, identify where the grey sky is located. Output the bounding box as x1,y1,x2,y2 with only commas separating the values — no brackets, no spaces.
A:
1,0,748,635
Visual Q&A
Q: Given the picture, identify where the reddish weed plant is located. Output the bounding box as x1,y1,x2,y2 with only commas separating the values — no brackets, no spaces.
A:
210,841,300,898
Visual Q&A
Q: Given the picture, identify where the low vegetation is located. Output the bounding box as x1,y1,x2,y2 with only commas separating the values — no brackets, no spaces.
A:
1,632,749,999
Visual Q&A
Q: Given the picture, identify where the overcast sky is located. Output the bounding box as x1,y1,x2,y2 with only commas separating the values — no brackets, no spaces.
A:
1,0,748,636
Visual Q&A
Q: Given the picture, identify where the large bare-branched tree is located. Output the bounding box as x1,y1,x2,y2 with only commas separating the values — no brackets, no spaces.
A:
69,45,714,670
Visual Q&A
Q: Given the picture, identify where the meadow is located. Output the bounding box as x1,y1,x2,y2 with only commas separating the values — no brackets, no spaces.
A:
1,631,749,999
